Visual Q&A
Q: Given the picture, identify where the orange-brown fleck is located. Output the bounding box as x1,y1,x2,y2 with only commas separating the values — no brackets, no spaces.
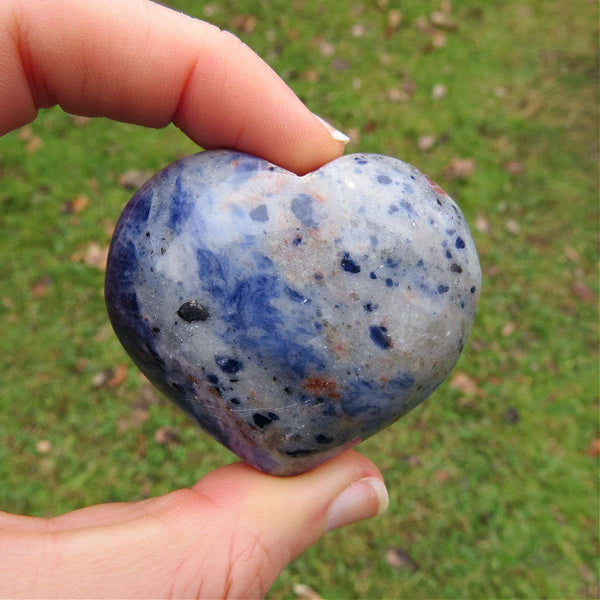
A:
304,377,341,398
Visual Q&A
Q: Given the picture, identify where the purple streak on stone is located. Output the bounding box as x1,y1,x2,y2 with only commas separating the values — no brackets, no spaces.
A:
105,150,481,476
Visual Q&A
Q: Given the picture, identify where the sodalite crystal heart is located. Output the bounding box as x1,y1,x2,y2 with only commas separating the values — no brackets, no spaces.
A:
105,150,481,476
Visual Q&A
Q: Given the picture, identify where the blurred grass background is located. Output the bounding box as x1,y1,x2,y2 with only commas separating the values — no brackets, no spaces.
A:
1,0,598,598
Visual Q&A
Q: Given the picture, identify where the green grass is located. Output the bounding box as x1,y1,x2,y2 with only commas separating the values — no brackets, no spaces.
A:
1,0,598,598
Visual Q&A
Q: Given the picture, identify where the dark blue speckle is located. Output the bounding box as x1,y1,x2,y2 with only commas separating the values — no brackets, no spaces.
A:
438,284,449,294
455,237,466,249
249,204,269,222
417,259,424,267
215,356,243,374
446,229,456,235
369,271,377,279
314,322,322,330
400,200,418,217
470,286,476,293
341,252,361,274
446,250,452,259
285,286,310,304
206,373,219,384
377,175,392,185
293,236,302,246
386,278,393,287
363,302,377,312
369,325,392,349
389,373,415,390
291,193,318,229
388,205,399,214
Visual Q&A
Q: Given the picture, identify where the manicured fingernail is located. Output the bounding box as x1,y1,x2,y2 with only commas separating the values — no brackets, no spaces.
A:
313,113,351,144
327,477,389,532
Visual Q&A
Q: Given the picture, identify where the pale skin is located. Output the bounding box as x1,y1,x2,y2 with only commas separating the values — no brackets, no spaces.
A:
0,1,389,598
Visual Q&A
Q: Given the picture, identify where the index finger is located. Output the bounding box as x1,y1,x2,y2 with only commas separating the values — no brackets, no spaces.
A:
1,0,348,174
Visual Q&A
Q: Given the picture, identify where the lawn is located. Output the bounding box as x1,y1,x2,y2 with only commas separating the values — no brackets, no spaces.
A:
0,0,598,598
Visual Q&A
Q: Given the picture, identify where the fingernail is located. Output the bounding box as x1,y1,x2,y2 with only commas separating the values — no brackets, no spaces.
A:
327,477,389,532
313,113,351,144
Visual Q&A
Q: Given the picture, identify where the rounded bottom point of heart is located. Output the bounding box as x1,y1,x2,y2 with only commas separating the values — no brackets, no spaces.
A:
105,150,481,476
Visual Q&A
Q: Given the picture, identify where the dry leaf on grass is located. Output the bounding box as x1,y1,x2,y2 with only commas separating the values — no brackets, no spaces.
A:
154,426,179,445
72,242,109,270
504,161,523,174
352,23,366,37
36,440,53,454
385,548,419,571
418,134,437,152
584,438,600,457
501,321,516,336
571,281,595,304
107,364,128,388
31,275,53,298
563,246,580,262
444,157,475,180
118,170,153,190
26,136,43,153
232,15,257,34
431,30,447,48
505,219,520,234
313,36,335,57
475,214,489,234
432,83,447,99
118,406,150,432
450,372,484,397
293,583,323,600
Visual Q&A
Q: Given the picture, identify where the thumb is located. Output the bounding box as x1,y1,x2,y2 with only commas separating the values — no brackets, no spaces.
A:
188,449,389,598
2,451,387,598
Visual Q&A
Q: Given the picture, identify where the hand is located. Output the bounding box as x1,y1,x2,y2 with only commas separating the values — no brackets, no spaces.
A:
0,1,387,598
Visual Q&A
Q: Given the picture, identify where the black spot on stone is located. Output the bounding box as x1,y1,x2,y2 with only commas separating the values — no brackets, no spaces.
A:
363,303,375,312
314,272,324,281
446,250,453,259
450,263,463,273
369,271,377,279
229,397,240,405
341,252,361,273
386,278,393,287
177,300,209,322
293,236,302,246
160,247,166,255
316,434,333,444
215,356,243,374
284,387,292,395
206,373,219,384
267,412,280,421
253,413,273,428
369,325,392,349
436,198,442,206
455,237,466,249
284,448,318,457
268,166,275,171
249,204,269,222
471,286,476,293
145,231,150,237
152,327,161,334
438,285,449,294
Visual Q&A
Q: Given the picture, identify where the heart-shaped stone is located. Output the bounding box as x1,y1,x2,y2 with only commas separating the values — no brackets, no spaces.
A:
105,150,480,476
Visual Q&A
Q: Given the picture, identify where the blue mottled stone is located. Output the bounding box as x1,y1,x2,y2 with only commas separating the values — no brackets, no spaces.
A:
105,150,481,476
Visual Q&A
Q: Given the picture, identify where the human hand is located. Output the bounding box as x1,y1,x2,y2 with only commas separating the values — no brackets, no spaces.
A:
0,1,387,597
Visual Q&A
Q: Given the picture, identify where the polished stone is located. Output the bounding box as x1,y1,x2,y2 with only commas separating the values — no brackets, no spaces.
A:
105,150,481,475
